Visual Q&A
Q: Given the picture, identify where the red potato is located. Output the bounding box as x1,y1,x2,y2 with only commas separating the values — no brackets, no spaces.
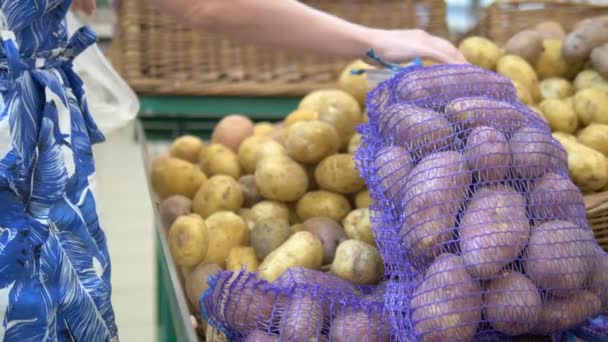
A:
400,152,471,266
459,185,530,280
525,220,597,297
377,103,454,160
484,271,542,335
464,126,511,182
410,253,482,342
211,115,254,152
303,217,347,265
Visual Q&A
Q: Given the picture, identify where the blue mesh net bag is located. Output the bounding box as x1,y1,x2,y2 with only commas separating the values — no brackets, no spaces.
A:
200,267,392,341
355,61,608,341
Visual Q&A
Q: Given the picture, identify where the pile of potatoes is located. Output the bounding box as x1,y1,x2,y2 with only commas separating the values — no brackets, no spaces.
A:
459,16,608,194
150,75,392,338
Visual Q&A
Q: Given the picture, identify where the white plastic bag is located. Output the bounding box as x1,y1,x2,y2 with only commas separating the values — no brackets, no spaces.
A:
66,11,139,135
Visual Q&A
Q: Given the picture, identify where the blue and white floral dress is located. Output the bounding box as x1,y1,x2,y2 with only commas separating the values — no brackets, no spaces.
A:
0,0,117,341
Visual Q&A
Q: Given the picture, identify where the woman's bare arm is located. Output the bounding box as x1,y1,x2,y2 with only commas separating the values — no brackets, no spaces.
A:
74,0,466,64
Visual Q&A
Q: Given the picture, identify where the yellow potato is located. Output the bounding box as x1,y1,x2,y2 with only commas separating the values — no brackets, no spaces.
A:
577,123,608,156
283,108,318,127
255,156,309,202
253,122,274,136
330,239,383,285
151,157,207,199
512,80,534,105
199,143,241,179
554,135,608,192
255,140,288,165
573,69,608,92
535,40,568,79
192,175,244,218
458,36,503,70
284,120,340,164
251,218,292,260
314,154,365,195
347,133,362,154
539,98,578,133
354,189,371,208
250,200,290,223
573,88,608,126
238,135,272,174
552,132,577,143
226,246,259,272
497,54,541,102
338,59,374,106
204,211,249,268
342,208,375,246
258,231,324,282
169,135,204,163
539,77,573,100
296,190,352,222
168,214,209,267
299,89,362,149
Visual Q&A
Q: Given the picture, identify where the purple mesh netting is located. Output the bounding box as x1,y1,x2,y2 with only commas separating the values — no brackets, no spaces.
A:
200,267,393,341
355,64,608,341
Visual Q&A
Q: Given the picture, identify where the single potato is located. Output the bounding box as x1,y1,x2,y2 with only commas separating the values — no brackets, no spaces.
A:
169,135,204,163
250,218,292,260
255,156,309,202
284,120,340,164
330,239,384,285
577,123,608,156
296,190,352,222
342,208,375,246
258,231,324,282
168,214,209,267
238,135,272,174
302,217,347,265
192,175,244,218
573,88,608,126
539,98,578,133
200,143,241,180
151,157,207,199
314,154,365,195
458,36,503,70
226,246,259,272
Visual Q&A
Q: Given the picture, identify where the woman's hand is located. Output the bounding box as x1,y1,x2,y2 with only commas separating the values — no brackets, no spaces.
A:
370,28,468,65
71,0,96,15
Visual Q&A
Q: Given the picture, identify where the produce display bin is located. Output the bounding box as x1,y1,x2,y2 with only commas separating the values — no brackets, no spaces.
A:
138,95,300,342
108,0,449,97
466,0,608,44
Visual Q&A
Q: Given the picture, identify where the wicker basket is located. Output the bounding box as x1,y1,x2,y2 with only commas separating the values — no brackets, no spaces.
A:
109,0,448,96
585,192,608,252
469,0,608,44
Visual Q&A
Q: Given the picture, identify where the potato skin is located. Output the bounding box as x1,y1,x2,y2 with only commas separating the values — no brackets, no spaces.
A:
258,231,324,282
577,123,608,156
238,175,263,208
527,172,586,224
250,219,292,260
539,77,573,100
330,306,391,342
573,88,608,126
226,246,259,272
534,21,566,40
250,200,290,223
503,30,543,65
539,98,579,133
525,220,596,297
151,157,207,199
401,152,471,265
169,135,204,163
459,185,530,280
339,59,374,106
296,190,352,222
536,39,569,79
562,16,608,63
279,294,324,342
204,212,250,268
303,217,347,265
378,103,454,160
159,195,192,230
255,140,287,165
484,271,542,335
532,291,601,335
330,239,384,285
445,97,526,134
373,145,413,202
185,262,221,309
354,189,371,208
168,214,210,267
591,43,608,78
553,134,608,192
255,156,309,202
238,135,272,174
510,126,567,179
410,253,482,342
342,208,375,246
192,175,244,218
285,120,340,164
200,143,242,180
458,36,503,70
464,126,511,182
496,55,541,102
314,154,365,195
